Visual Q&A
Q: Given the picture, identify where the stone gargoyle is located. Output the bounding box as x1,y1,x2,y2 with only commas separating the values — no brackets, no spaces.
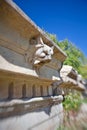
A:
24,36,54,67
34,37,54,66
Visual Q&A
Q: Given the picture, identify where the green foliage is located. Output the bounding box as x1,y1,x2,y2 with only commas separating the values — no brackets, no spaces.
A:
61,41,87,74
47,33,87,78
47,33,58,44
82,98,87,104
60,40,82,72
57,126,68,130
63,92,82,111
79,65,87,79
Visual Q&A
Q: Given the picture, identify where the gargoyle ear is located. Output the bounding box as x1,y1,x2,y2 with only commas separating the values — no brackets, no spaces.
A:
39,37,44,45
51,46,54,50
37,36,44,44
36,37,44,47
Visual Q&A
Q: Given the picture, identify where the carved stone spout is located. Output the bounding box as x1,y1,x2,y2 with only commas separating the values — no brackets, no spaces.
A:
34,37,54,66
24,36,54,67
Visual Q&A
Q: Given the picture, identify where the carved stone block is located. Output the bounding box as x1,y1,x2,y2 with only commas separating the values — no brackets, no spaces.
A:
43,86,48,96
35,85,41,97
48,86,53,96
0,79,9,100
13,81,22,98
26,84,33,98
25,37,54,67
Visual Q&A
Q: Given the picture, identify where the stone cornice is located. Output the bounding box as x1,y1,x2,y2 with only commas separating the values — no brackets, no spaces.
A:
0,0,66,62
0,36,62,70
60,65,85,91
0,69,54,85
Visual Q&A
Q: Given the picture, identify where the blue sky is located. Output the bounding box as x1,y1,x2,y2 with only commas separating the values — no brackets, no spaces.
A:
14,0,87,56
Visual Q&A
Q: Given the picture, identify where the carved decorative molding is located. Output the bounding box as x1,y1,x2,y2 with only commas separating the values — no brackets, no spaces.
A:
24,36,54,67
60,65,85,91
0,35,54,68
0,95,63,118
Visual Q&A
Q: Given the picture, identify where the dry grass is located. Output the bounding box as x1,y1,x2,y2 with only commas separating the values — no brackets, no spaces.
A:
58,103,87,130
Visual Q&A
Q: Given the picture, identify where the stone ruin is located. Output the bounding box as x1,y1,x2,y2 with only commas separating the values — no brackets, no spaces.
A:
60,65,85,94
0,0,66,130
0,1,85,130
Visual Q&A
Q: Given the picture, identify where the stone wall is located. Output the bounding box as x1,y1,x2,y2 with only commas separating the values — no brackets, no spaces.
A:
0,1,66,130
0,102,63,130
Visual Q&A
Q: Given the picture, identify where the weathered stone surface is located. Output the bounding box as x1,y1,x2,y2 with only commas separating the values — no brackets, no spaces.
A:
26,83,33,98
0,96,63,117
0,0,67,130
0,102,63,130
0,79,9,100
25,36,54,67
0,0,66,62
60,65,85,91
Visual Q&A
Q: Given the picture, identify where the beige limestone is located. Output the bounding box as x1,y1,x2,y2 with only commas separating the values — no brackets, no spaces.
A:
60,65,85,91
0,0,67,130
